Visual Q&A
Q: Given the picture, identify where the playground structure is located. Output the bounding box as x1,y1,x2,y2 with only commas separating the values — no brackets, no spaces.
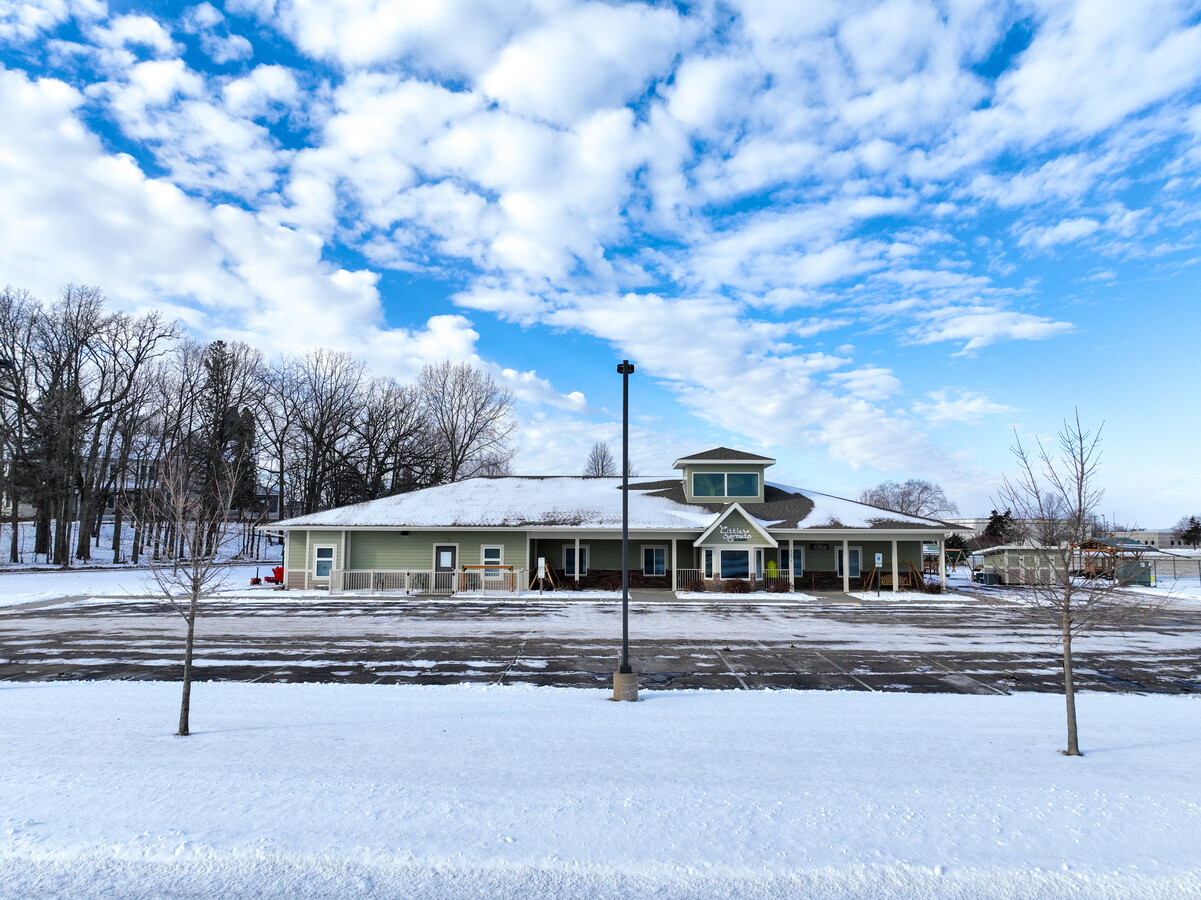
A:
861,559,928,592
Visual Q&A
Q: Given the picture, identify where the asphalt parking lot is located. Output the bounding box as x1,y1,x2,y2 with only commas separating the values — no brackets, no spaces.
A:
4,591,1200,694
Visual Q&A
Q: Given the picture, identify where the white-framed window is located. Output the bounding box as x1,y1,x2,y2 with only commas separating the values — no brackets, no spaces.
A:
703,548,714,578
642,546,667,577
836,546,862,578
313,544,336,578
563,544,589,576
719,548,750,578
779,546,804,576
691,472,760,499
481,545,503,577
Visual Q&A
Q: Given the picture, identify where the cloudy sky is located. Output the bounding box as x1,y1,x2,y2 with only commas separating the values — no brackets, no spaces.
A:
2,0,1200,525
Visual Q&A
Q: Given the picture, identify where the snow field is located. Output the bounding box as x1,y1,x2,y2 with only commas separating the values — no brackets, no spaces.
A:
1,681,1199,899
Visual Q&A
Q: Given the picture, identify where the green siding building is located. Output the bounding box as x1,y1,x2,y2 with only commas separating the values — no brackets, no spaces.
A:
269,447,964,595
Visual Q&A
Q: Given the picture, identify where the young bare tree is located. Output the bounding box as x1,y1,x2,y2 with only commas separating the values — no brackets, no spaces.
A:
141,450,241,736
995,412,1163,757
583,441,617,476
859,479,958,519
139,342,248,736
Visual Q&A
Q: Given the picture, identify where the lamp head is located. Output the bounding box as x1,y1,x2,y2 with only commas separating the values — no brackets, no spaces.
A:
616,361,635,375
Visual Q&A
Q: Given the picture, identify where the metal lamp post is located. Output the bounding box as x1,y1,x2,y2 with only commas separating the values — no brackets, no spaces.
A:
612,360,638,701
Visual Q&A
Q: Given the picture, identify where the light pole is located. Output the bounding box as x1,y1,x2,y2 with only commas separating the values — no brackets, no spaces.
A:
612,360,638,701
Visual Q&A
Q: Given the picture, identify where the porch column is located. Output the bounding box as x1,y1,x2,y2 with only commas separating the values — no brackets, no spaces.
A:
842,538,850,594
574,536,580,583
788,538,795,590
891,538,898,593
671,539,678,592
939,538,947,587
304,530,311,591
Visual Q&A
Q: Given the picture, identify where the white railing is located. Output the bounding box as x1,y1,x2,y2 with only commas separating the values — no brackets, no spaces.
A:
457,569,526,594
330,568,526,596
674,568,704,591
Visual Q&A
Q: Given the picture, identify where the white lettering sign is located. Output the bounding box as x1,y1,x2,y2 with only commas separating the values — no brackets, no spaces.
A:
719,524,752,543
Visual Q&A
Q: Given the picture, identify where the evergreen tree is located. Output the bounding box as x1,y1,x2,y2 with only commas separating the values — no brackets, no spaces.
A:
983,509,1019,542
1173,514,1201,549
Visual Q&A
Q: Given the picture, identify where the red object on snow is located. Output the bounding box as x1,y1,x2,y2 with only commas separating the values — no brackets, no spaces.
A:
264,566,284,584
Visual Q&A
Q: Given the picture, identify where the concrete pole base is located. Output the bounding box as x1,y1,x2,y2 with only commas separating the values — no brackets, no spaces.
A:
611,670,639,702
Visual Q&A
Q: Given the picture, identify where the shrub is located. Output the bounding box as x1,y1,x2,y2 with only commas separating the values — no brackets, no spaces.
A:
767,579,792,593
680,578,707,593
923,579,943,594
721,578,753,594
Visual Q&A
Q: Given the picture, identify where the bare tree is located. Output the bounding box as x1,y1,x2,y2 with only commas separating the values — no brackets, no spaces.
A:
292,349,366,513
859,479,958,519
994,412,1165,757
137,342,249,736
139,451,241,736
583,441,617,476
419,361,515,483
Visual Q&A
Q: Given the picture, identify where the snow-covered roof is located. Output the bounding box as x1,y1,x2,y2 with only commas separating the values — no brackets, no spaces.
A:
273,476,956,532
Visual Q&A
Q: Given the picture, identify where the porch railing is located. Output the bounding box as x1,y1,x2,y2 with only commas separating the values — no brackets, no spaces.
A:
672,569,793,593
330,568,526,596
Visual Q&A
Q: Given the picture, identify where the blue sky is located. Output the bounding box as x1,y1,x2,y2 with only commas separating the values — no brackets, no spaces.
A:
2,0,1200,525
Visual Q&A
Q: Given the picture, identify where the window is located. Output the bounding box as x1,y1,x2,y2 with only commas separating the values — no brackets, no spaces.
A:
780,547,804,576
642,546,666,576
313,545,335,578
563,545,589,576
836,547,862,578
720,549,749,578
691,472,760,499
726,473,759,497
703,548,714,578
482,545,503,577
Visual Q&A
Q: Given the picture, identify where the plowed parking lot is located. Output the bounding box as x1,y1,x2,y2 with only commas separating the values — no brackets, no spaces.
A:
4,591,1200,693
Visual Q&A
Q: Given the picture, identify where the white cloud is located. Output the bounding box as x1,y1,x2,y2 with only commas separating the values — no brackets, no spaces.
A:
910,306,1075,353
266,0,555,75
1018,217,1100,249
0,67,482,383
913,389,1015,425
480,2,690,125
0,0,103,41
826,366,901,402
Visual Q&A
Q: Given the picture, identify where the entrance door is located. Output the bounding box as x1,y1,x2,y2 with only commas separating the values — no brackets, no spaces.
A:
434,545,457,594
836,547,861,578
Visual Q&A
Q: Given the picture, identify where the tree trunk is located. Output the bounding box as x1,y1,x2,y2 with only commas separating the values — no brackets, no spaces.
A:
112,500,124,564
9,493,19,563
178,597,197,737
34,501,50,559
1062,604,1081,756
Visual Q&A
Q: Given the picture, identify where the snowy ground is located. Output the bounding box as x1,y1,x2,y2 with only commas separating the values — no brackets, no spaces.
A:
0,564,270,607
1,681,1198,899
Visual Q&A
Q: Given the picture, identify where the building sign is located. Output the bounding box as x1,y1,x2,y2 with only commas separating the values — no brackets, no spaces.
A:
719,524,752,543
810,543,829,550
